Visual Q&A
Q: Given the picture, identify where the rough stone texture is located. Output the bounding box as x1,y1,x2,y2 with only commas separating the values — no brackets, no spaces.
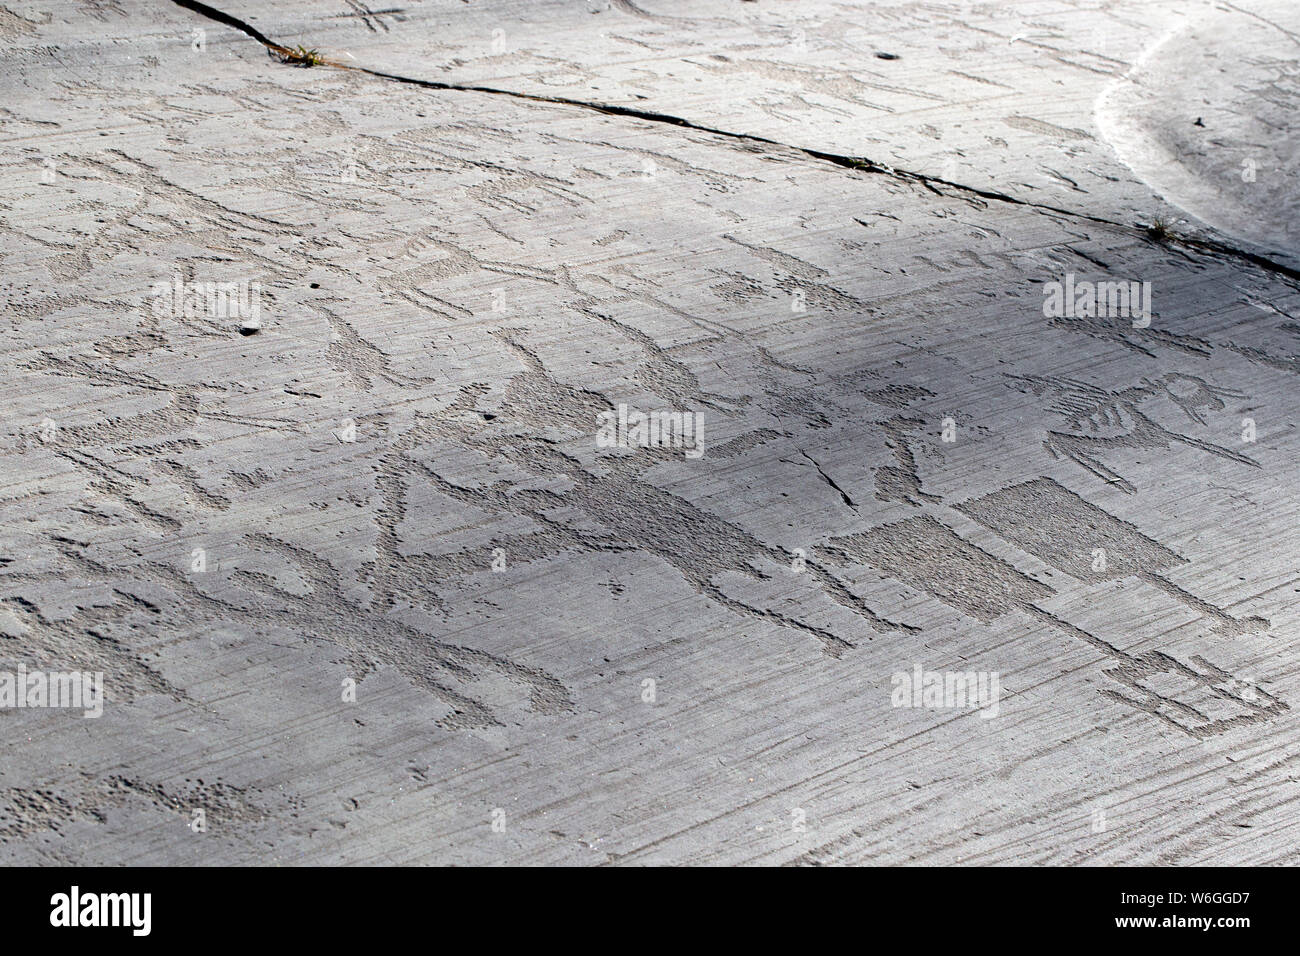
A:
1,0,1298,864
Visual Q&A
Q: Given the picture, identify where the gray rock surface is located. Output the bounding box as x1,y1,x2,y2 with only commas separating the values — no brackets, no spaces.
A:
1,0,1298,864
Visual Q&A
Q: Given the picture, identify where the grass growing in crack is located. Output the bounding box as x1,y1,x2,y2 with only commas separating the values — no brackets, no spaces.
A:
277,45,324,67
1144,218,1172,242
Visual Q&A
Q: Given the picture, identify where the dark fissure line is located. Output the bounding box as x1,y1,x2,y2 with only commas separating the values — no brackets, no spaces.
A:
169,0,1300,286
800,451,858,510
172,0,283,49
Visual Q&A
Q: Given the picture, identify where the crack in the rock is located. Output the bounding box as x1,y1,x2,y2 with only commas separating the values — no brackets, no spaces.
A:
171,0,1300,285
799,450,858,511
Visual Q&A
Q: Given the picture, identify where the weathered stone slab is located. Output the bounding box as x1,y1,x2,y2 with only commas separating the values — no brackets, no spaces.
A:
1,0,1297,865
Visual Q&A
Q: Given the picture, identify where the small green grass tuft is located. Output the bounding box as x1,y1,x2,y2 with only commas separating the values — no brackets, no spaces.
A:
1144,218,1171,241
278,45,324,67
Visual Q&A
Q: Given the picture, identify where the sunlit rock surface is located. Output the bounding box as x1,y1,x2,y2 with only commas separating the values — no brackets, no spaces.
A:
1,0,1297,865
